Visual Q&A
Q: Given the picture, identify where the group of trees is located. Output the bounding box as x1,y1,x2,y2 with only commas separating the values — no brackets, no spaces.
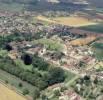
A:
73,75,103,100
0,55,66,91
21,54,32,65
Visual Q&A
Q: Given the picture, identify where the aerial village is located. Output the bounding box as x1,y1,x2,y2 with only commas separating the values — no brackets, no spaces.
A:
0,8,103,100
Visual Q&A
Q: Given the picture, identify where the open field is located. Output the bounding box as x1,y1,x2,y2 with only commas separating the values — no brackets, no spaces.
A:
92,42,103,61
0,3,24,12
0,70,36,97
0,83,26,100
79,23,103,33
33,38,63,51
37,16,97,27
70,36,96,46
14,59,33,71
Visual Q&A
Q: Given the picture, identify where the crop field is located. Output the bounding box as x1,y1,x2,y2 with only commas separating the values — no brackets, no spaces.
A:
79,23,103,33
70,36,96,46
0,3,24,12
0,83,26,100
92,42,103,61
37,16,97,27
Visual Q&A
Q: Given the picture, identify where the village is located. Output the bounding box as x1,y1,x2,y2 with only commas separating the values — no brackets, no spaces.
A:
0,10,103,100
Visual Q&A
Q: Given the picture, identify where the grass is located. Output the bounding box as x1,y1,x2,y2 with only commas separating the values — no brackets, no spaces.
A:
14,59,33,71
0,83,26,100
79,23,103,33
33,38,63,51
92,42,103,61
0,69,36,96
37,15,96,27
72,77,103,100
43,70,76,100
0,3,24,12
0,50,8,58
95,8,103,13
64,71,76,83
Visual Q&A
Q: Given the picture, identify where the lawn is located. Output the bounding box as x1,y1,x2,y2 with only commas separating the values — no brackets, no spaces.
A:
14,59,33,71
64,71,76,83
33,38,63,51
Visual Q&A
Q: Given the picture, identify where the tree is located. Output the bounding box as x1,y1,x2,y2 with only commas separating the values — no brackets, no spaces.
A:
18,82,23,87
5,80,9,84
41,94,48,100
54,89,61,97
94,77,98,84
23,88,29,95
60,86,67,92
84,75,90,81
33,88,40,100
32,55,49,71
22,54,32,65
47,67,65,85
5,44,12,51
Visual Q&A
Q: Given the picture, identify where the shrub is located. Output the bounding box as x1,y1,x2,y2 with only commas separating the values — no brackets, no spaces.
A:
18,82,23,87
23,88,29,95
33,88,40,100
5,80,9,84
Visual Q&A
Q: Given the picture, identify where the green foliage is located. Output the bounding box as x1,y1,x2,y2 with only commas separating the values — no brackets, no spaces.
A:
60,86,67,92
23,88,29,95
33,87,40,100
46,67,65,85
0,55,66,91
73,76,103,100
32,55,49,71
33,39,63,51
5,80,9,84
53,89,61,97
92,42,103,61
18,82,23,88
41,94,48,100
92,42,103,49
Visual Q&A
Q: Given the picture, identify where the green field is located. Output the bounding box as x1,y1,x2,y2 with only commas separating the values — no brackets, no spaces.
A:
33,38,63,51
95,8,103,13
0,3,24,12
79,23,103,33
92,42,103,61
14,59,33,71
0,70,36,96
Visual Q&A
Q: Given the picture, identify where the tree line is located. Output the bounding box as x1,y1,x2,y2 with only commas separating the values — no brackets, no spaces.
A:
0,55,66,90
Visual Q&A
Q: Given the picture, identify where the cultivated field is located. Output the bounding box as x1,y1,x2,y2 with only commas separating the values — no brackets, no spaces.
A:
70,36,96,46
79,23,103,33
0,83,26,100
37,15,97,27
